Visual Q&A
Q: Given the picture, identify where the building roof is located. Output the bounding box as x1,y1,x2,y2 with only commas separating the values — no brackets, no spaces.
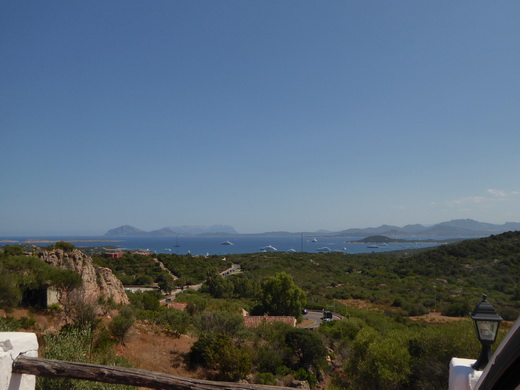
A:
243,315,296,328
167,302,187,311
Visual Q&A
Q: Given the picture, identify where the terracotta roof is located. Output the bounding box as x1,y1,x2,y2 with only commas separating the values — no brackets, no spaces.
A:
167,302,187,311
243,315,296,328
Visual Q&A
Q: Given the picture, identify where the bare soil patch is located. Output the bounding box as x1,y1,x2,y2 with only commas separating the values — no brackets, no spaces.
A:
409,311,469,323
336,299,386,311
118,323,205,380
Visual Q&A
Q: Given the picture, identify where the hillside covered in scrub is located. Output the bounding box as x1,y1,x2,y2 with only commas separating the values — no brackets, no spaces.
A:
215,231,520,319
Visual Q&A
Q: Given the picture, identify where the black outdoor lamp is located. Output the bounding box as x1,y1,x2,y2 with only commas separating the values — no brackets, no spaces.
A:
470,294,503,370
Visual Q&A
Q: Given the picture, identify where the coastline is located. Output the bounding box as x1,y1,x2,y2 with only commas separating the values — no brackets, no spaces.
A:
1,239,124,244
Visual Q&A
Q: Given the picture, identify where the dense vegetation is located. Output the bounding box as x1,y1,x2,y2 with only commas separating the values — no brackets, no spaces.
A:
157,253,232,285
0,245,82,309
223,231,520,319
93,253,232,290
94,253,176,290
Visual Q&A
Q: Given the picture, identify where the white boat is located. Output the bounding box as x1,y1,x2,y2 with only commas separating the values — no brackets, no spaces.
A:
311,238,318,243
164,248,172,252
261,245,277,251
221,240,234,246
317,246,331,252
367,244,379,248
287,248,297,253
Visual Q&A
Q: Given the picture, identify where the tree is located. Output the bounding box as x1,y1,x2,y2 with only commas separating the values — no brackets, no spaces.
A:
284,328,327,370
260,272,306,317
230,275,257,298
109,306,135,345
189,333,252,381
204,274,233,298
0,274,21,309
2,245,23,256
157,274,175,294
0,254,81,310
153,308,190,337
185,294,208,316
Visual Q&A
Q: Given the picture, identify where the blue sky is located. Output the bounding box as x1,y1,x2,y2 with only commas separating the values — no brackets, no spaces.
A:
1,1,519,235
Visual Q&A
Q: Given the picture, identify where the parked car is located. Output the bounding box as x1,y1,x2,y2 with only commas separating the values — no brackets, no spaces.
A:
322,311,333,320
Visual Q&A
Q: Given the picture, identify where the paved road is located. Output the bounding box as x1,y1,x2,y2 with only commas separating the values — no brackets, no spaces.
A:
220,263,241,277
301,310,342,328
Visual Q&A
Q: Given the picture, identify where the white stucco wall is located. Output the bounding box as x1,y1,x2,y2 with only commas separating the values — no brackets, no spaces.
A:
449,358,482,390
0,332,38,390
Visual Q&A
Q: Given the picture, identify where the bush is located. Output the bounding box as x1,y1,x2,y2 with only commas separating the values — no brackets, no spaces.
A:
402,302,428,316
0,274,21,309
255,347,285,374
194,310,245,337
284,328,327,370
0,317,24,331
109,306,135,345
294,367,318,388
38,327,133,390
149,308,190,337
127,291,161,311
255,372,277,386
189,332,252,381
54,241,76,252
442,301,471,317
499,308,520,321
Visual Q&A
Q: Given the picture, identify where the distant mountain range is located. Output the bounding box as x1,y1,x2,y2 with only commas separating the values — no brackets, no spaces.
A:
105,224,238,236
105,219,520,238
334,219,520,238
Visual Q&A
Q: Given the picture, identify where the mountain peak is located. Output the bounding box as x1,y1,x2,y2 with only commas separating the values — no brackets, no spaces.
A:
105,225,146,236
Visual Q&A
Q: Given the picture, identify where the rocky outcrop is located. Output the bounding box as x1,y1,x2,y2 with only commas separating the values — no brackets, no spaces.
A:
38,248,129,305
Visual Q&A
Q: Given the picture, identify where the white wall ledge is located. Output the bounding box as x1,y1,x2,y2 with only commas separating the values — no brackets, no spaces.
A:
449,357,482,390
0,332,38,390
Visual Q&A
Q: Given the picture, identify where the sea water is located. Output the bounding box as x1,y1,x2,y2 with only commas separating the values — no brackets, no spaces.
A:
0,235,444,256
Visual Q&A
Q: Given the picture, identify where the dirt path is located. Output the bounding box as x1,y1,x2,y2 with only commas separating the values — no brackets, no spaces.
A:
154,257,178,280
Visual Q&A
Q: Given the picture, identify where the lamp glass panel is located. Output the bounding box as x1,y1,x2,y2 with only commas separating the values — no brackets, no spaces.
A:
477,320,498,342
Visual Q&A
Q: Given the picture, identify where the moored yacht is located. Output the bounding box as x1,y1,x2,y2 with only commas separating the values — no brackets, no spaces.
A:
317,246,331,252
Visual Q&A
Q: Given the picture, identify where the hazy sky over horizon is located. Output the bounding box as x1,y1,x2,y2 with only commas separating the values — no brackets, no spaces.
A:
1,1,519,235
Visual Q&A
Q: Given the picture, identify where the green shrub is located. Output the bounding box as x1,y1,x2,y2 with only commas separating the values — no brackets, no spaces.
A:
189,332,252,381
38,327,134,390
294,367,318,388
147,308,190,337
442,300,471,317
0,317,23,331
109,306,135,345
255,372,277,386
55,241,76,252
255,347,285,374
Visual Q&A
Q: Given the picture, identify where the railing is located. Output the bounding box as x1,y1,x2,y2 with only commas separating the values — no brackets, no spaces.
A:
12,355,293,390
1,332,294,390
12,355,292,390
